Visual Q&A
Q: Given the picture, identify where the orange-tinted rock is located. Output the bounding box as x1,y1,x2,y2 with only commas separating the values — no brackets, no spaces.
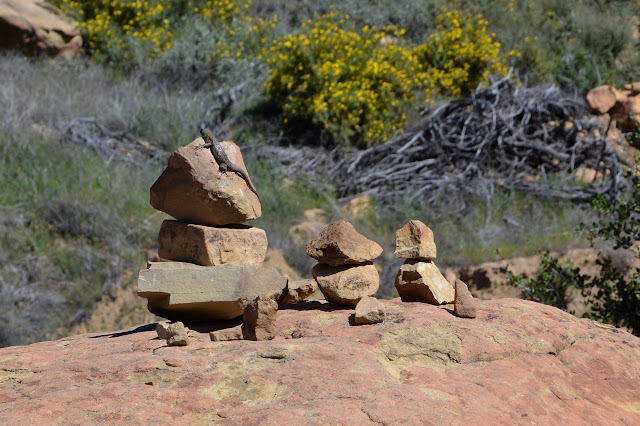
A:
210,324,243,342
158,220,267,266
395,259,455,305
586,85,618,114
0,0,82,58
306,220,382,266
150,138,261,226
312,262,379,307
454,279,476,318
1,299,639,424
394,220,437,259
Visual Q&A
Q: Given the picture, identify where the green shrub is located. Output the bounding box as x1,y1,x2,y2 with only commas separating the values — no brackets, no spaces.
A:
508,165,640,335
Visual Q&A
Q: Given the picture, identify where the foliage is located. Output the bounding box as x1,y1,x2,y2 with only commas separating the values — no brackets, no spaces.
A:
265,8,508,148
414,9,509,96
508,165,640,335
52,0,275,66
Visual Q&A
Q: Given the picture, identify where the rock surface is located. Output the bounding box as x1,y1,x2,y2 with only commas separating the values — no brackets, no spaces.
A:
280,279,317,305
395,259,455,305
150,139,261,226
137,261,287,321
312,262,379,307
453,279,477,318
242,295,278,341
586,85,618,114
306,220,383,266
354,296,386,324
158,220,267,266
0,0,82,58
1,298,639,424
394,220,437,259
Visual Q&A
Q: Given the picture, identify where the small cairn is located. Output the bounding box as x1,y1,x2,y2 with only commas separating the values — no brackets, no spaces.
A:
393,220,455,305
137,134,288,340
307,220,383,307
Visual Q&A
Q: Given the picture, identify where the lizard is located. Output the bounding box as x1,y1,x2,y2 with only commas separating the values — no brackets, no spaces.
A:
197,128,260,200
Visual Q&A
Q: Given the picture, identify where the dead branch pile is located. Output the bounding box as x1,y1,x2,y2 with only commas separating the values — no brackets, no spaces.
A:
258,75,623,206
61,117,166,166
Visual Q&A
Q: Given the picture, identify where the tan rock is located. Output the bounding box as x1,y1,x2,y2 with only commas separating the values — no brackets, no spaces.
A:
290,221,327,248
354,296,385,324
166,322,189,346
242,295,278,341
155,322,170,340
280,279,317,304
306,220,383,266
394,220,437,259
341,195,374,217
303,208,329,223
312,262,379,307
586,85,618,114
210,324,243,341
454,279,477,318
137,262,287,321
150,139,261,226
394,259,455,305
0,0,82,58
157,220,267,266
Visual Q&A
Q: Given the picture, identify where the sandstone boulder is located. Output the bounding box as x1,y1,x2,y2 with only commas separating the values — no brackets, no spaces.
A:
158,220,267,266
395,259,455,305
242,295,278,341
586,85,618,114
312,262,379,307
2,299,639,424
279,279,317,305
210,324,243,342
137,261,287,321
306,220,382,266
454,279,477,318
150,139,261,226
166,322,189,346
394,220,437,259
0,0,82,58
354,296,385,324
155,321,170,340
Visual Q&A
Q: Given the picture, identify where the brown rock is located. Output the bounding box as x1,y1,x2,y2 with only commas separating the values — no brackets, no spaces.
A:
157,220,267,266
394,220,437,259
2,299,639,424
279,279,317,304
11,299,640,419
312,262,379,307
242,295,278,341
210,324,243,342
137,261,287,321
394,259,455,305
150,139,261,226
155,321,170,340
354,296,385,324
165,322,189,346
453,279,477,318
0,0,82,58
586,85,618,114
306,220,383,266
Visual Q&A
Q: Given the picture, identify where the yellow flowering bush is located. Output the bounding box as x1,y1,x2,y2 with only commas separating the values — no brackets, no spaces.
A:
52,0,274,63
265,11,429,148
414,9,507,96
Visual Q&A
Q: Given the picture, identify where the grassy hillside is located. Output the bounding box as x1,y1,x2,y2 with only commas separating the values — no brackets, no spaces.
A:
1,0,638,346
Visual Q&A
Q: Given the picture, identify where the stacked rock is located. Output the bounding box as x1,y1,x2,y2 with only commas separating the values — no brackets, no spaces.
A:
137,136,288,327
394,220,455,305
307,220,383,308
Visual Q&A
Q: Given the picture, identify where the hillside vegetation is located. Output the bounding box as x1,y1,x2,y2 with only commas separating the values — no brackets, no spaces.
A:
1,0,639,346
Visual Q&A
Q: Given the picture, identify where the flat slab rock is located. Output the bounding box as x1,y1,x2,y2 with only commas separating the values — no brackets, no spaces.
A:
1,299,640,424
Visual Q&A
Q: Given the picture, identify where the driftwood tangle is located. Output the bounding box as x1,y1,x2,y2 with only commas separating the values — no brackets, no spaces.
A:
258,75,623,206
